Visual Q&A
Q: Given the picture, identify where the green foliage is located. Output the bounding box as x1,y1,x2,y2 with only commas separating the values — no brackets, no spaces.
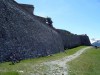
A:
0,72,19,75
68,48,100,75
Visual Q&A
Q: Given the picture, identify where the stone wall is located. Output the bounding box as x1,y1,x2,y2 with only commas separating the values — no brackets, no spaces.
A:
34,15,46,25
56,29,91,49
18,3,53,28
33,16,54,28
56,29,81,49
79,34,91,46
0,0,64,62
0,0,91,62
19,4,34,15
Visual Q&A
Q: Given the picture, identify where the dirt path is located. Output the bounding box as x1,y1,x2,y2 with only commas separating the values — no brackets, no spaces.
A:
38,47,91,75
21,47,91,75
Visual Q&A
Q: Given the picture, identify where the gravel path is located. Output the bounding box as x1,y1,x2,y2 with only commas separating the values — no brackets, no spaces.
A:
20,47,91,75
40,47,91,75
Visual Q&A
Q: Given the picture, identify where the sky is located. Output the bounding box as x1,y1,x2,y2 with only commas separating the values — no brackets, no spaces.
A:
16,0,100,39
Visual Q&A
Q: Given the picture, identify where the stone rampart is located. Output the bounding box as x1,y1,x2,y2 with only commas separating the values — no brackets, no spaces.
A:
0,0,91,62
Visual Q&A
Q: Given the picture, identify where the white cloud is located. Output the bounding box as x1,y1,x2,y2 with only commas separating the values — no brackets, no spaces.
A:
90,38,100,43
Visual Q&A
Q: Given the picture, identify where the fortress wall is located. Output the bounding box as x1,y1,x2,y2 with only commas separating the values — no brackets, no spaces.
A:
19,4,34,15
66,35,81,48
56,29,81,49
0,0,91,62
64,35,81,49
79,35,91,46
34,15,47,24
0,0,64,62
56,29,91,49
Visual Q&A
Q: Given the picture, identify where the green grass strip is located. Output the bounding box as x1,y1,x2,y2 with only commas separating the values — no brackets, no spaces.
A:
0,71,19,75
68,47,100,75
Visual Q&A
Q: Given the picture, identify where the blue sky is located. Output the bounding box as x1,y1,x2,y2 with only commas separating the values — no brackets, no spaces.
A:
16,0,100,39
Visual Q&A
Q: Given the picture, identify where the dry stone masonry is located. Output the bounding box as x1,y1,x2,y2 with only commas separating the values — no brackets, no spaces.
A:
0,0,91,62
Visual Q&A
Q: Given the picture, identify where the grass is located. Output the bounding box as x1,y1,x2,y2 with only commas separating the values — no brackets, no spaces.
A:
68,47,100,75
0,72,19,75
0,46,86,75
